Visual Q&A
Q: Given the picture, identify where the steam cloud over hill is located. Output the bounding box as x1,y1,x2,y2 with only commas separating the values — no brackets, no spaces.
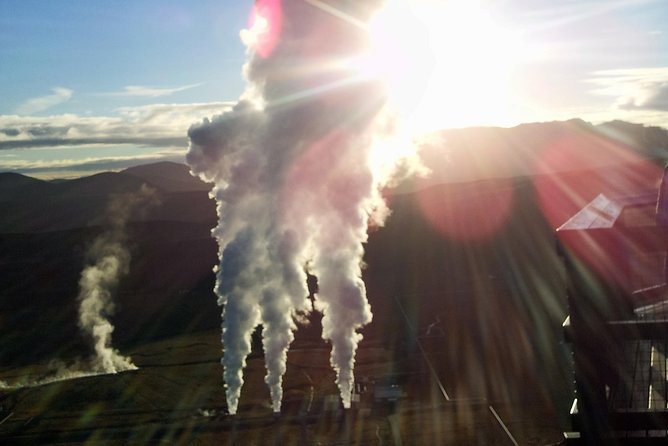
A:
77,184,158,373
187,0,422,413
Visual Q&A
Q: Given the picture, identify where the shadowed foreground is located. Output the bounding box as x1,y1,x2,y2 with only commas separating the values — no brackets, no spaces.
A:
0,330,563,445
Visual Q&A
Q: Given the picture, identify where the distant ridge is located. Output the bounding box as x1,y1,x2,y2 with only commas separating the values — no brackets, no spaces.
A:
123,161,210,193
1,119,667,231
0,162,214,233
3,119,667,186
52,171,151,197
0,162,208,201
0,172,49,201
0,171,46,187
409,119,668,188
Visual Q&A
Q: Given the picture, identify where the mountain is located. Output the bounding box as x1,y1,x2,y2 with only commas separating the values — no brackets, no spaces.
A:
0,163,215,233
404,119,668,189
52,171,150,197
0,172,45,190
3,119,664,232
0,172,49,201
122,161,211,193
1,120,668,435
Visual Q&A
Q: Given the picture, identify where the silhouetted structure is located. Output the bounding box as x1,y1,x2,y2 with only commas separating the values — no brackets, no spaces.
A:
558,190,668,444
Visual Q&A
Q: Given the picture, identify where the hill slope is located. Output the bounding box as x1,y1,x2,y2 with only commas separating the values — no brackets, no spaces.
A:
0,163,214,232
1,120,668,443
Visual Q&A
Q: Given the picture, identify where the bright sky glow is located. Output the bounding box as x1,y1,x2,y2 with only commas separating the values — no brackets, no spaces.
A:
359,0,530,132
0,0,667,178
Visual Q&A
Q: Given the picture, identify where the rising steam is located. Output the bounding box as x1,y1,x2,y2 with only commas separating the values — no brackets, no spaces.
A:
77,184,158,373
0,186,159,389
187,0,422,414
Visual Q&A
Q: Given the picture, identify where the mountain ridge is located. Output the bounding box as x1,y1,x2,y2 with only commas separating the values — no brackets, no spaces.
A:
1,119,666,233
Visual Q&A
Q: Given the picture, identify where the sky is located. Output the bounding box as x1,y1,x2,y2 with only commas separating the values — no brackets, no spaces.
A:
1,0,667,179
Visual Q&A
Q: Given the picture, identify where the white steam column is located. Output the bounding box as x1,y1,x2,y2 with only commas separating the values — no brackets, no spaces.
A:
77,185,158,374
187,0,422,414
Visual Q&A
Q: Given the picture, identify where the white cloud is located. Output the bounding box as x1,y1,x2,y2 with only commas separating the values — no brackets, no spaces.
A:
16,87,73,115
0,101,233,150
589,67,668,109
0,148,181,170
0,147,185,178
587,67,668,126
618,81,668,112
99,83,202,98
116,101,234,124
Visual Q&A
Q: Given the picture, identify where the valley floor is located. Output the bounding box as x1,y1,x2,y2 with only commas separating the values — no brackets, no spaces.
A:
0,331,563,445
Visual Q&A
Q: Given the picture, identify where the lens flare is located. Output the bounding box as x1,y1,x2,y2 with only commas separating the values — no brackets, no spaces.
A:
241,0,283,58
353,0,527,133
417,178,514,241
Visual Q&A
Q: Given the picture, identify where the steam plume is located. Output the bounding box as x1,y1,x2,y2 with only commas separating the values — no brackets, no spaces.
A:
77,184,158,373
0,359,100,389
187,0,420,414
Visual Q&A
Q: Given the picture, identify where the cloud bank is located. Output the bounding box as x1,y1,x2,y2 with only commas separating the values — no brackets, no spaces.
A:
0,102,233,150
590,67,668,112
0,102,233,177
619,82,668,112
0,149,185,177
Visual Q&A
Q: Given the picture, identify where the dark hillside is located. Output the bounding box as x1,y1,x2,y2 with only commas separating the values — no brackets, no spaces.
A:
0,172,46,190
0,166,215,233
364,175,569,411
123,161,211,193
414,119,667,186
2,120,668,443
0,222,219,366
0,172,49,201
51,171,150,197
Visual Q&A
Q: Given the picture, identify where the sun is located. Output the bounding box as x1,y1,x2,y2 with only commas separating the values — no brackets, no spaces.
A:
357,0,526,133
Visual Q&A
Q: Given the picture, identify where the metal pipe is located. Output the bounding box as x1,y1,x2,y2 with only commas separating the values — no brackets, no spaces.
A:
488,405,519,446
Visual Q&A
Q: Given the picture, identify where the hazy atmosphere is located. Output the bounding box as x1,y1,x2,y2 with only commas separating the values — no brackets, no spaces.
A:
1,0,667,178
3,1,668,445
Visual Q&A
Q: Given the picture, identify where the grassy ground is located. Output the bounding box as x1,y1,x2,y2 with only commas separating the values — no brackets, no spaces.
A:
0,330,564,445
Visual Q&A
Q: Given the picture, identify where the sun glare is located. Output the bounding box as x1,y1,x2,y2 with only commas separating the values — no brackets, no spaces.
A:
241,0,282,59
360,0,527,133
